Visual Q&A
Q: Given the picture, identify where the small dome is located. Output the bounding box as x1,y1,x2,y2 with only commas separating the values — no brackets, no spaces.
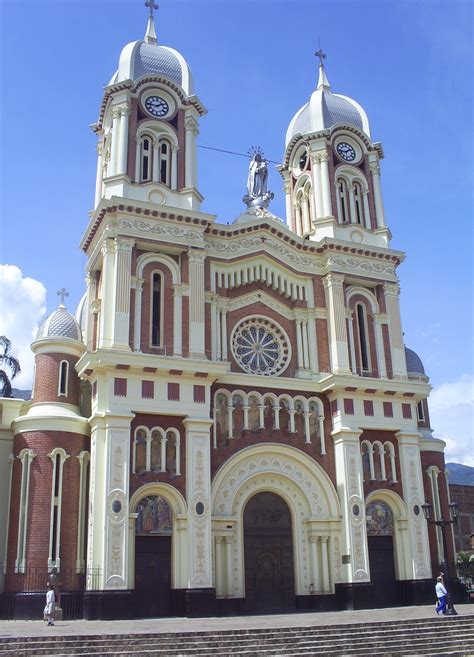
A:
405,347,426,376
37,305,82,342
110,40,194,96
285,65,370,147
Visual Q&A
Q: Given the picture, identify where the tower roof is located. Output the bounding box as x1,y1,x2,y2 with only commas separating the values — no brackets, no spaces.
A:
285,61,370,147
36,304,82,342
108,11,194,95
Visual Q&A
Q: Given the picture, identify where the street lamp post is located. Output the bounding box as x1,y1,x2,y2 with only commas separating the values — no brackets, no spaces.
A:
422,499,459,616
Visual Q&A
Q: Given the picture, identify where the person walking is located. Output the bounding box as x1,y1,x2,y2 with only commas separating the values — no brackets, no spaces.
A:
43,583,56,626
435,576,448,615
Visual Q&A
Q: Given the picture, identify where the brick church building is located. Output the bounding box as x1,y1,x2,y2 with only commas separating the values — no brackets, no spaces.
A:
0,8,456,619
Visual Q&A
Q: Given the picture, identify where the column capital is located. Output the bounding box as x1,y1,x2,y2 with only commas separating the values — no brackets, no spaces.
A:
369,162,381,175
185,116,199,133
322,272,345,289
131,276,145,290
188,248,206,264
373,312,389,325
384,282,400,296
112,106,121,119
283,181,292,194
308,533,319,544
345,308,354,319
319,152,329,163
115,237,135,253
101,238,115,256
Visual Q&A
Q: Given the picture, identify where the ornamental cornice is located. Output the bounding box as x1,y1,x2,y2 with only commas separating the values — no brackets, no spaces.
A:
118,217,206,247
205,235,321,271
225,290,294,320
323,253,396,278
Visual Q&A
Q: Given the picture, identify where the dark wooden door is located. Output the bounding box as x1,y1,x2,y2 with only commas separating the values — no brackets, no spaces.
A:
244,492,295,612
134,535,171,617
368,535,398,607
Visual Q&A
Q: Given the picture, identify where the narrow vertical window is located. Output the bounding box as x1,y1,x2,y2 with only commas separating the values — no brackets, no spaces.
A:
58,360,68,396
356,303,370,371
76,451,90,573
15,449,35,573
354,182,364,225
151,272,162,347
159,140,171,186
48,448,68,570
141,137,152,182
338,179,349,223
417,401,425,421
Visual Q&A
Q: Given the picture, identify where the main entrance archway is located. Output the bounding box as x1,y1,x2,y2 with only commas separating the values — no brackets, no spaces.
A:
134,494,173,617
366,499,398,607
243,492,295,612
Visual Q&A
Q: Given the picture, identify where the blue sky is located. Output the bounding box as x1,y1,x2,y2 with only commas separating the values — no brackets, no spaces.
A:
0,0,472,462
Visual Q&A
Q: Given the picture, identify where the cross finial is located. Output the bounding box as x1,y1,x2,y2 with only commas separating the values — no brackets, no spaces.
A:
145,0,159,20
315,48,327,67
57,288,69,307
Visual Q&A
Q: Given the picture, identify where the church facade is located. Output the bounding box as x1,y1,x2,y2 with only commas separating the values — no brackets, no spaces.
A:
0,11,455,619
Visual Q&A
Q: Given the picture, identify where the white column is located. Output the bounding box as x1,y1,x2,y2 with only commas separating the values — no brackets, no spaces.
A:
184,117,198,188
294,203,302,237
215,536,224,596
227,404,234,440
302,321,310,369
221,309,228,360
318,417,326,455
135,137,141,182
212,408,218,449
173,285,183,356
368,446,376,481
283,179,293,228
319,152,332,217
175,437,181,476
132,277,144,352
362,190,371,229
242,405,250,431
380,448,387,480
302,194,310,234
160,437,167,472
390,450,397,482
289,409,296,434
307,316,319,373
111,237,134,350
370,162,386,228
273,405,281,430
295,319,304,369
85,272,97,351
323,273,351,373
98,239,115,349
303,412,311,444
117,106,130,175
258,404,265,429
384,283,407,378
311,155,323,219
145,436,152,471
171,146,178,190
225,537,233,597
216,309,222,360
373,314,387,378
321,536,330,591
152,143,160,182
309,534,320,592
95,142,104,207
188,249,206,356
348,185,356,223
346,309,357,374
110,107,121,176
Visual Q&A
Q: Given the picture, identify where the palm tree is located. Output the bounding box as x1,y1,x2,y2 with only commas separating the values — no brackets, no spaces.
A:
0,336,21,398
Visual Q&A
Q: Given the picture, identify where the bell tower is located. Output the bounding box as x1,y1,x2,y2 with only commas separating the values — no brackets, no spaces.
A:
279,53,391,249
92,4,206,212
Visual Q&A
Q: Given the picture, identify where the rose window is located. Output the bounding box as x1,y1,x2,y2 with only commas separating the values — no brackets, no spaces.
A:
231,317,290,376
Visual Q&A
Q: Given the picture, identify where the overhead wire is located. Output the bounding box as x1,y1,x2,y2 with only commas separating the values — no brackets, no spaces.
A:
197,144,280,165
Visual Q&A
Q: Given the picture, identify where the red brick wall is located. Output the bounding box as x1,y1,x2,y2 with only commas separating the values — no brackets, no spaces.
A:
6,430,89,592
33,353,80,405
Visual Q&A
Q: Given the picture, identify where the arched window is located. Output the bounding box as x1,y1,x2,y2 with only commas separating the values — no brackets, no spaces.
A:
140,136,153,182
295,179,313,235
58,360,68,396
353,182,364,225
337,178,349,223
151,272,162,347
159,139,171,186
355,302,370,372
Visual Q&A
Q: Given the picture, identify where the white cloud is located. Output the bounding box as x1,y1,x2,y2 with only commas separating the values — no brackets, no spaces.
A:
0,265,47,390
429,375,474,467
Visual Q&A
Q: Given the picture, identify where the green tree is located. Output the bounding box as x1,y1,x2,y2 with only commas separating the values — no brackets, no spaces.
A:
0,336,21,398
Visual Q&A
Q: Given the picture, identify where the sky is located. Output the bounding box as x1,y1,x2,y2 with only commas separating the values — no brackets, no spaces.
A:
0,0,473,464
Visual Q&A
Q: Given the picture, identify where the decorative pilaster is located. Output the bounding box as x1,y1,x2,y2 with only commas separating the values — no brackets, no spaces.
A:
117,105,131,175
95,142,104,207
98,239,115,349
172,284,184,356
112,237,134,350
131,277,144,352
184,117,199,188
188,249,206,356
283,178,293,229
323,273,351,373
110,107,121,176
184,419,213,589
311,154,323,219
384,283,407,378
369,162,386,228
373,313,388,378
319,152,332,217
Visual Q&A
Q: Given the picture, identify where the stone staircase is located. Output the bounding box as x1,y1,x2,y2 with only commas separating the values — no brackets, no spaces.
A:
1,616,473,656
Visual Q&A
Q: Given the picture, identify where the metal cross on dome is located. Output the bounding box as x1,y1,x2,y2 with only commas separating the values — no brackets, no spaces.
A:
315,48,327,67
57,288,69,306
145,0,159,20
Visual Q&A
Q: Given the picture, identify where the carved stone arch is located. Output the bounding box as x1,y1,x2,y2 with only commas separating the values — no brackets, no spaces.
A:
136,252,181,284
294,173,312,195
346,286,379,314
336,164,369,191
293,395,309,412
212,444,341,598
278,393,294,410
130,481,187,517
136,120,179,149
307,396,324,415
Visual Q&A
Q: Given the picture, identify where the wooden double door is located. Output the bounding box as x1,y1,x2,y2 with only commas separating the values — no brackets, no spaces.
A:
368,535,398,607
244,492,296,613
134,535,171,617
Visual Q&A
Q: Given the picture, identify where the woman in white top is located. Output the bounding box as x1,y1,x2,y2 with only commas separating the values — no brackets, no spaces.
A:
43,584,56,626
435,576,448,615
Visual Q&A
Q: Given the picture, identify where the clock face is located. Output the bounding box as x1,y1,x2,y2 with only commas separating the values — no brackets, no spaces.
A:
144,96,169,117
337,142,356,162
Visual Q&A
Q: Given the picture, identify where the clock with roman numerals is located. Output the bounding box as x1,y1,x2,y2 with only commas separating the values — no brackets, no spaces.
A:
145,96,169,118
337,142,356,162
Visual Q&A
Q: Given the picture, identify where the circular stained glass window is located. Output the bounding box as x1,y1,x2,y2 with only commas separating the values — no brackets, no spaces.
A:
231,317,290,377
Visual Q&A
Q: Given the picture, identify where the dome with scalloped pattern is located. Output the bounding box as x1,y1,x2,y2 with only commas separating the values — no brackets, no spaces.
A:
286,64,370,147
36,305,82,342
108,17,194,96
